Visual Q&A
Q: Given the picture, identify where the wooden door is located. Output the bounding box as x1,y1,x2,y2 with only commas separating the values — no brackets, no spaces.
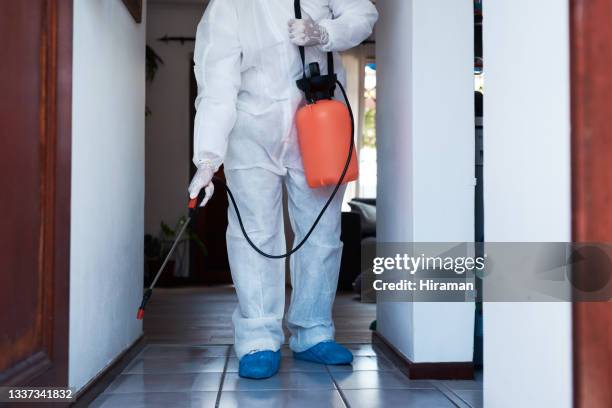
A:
570,0,612,407
0,0,72,387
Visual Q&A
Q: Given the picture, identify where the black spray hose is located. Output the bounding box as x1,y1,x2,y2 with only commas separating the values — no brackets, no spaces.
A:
211,79,354,259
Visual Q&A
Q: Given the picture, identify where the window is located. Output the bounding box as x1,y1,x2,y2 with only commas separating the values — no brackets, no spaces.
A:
359,63,377,198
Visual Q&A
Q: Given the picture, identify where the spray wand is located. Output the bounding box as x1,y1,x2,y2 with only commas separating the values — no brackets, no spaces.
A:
136,194,205,320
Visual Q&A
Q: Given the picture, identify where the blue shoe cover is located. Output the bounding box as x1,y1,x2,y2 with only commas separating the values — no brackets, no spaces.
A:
293,341,353,365
238,350,281,379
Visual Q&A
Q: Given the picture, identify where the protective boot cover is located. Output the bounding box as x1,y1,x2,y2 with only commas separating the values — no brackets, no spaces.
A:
293,340,354,365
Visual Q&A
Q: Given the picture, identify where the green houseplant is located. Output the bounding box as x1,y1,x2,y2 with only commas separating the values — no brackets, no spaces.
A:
145,45,164,116
144,217,206,287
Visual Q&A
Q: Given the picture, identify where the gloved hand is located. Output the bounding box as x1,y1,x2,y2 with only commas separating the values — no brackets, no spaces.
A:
188,164,215,208
288,13,329,47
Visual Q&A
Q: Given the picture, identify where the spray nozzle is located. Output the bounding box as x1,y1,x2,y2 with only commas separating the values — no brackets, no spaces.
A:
136,288,153,320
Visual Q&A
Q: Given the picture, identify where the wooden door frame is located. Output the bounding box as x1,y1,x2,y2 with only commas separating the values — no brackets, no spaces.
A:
570,0,612,407
1,0,73,387
39,0,72,387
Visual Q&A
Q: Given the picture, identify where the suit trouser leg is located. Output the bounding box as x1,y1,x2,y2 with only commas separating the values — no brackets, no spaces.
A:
284,167,346,352
225,167,286,358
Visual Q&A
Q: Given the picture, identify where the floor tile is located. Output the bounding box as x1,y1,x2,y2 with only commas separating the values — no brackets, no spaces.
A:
222,372,335,391
89,391,218,408
331,370,434,390
442,379,482,391
430,381,472,408
327,355,396,372
123,356,226,374
280,346,294,357
343,389,456,408
455,389,484,408
103,373,222,393
226,357,326,373
218,390,345,408
138,344,229,359
346,344,381,356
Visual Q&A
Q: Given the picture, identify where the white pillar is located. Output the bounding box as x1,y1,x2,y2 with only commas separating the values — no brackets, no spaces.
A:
483,1,572,406
376,0,475,363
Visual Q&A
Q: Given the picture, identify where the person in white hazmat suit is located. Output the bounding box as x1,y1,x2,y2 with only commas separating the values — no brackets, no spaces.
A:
188,0,378,379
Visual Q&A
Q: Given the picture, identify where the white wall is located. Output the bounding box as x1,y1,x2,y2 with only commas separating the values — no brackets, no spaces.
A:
376,0,475,363
145,1,206,234
70,0,146,391
483,1,572,407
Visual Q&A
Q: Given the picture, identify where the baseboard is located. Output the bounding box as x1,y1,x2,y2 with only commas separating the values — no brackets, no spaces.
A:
72,334,146,407
372,331,474,380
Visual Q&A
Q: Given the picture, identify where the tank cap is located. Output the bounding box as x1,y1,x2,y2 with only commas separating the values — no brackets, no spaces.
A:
296,63,337,104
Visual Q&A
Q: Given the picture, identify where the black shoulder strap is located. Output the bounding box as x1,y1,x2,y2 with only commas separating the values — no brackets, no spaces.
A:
294,0,334,79
293,0,306,78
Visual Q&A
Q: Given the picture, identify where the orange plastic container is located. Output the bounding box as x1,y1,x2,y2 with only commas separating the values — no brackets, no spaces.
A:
295,99,358,188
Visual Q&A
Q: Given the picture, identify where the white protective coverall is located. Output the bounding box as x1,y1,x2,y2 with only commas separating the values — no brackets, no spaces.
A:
193,0,378,358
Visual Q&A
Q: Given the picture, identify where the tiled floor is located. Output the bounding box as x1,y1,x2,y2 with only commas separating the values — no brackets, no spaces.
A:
88,288,482,406
91,343,483,408
143,287,377,345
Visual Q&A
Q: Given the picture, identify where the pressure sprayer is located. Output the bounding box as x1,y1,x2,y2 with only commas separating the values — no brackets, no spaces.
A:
137,0,357,319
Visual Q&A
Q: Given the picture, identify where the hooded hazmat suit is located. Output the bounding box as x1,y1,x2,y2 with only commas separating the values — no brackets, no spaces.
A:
192,0,378,358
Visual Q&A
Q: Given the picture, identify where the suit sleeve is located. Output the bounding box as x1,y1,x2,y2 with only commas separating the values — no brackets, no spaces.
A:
192,0,242,170
318,0,378,52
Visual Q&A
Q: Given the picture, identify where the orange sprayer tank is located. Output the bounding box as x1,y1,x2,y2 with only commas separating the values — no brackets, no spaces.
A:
295,99,358,188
